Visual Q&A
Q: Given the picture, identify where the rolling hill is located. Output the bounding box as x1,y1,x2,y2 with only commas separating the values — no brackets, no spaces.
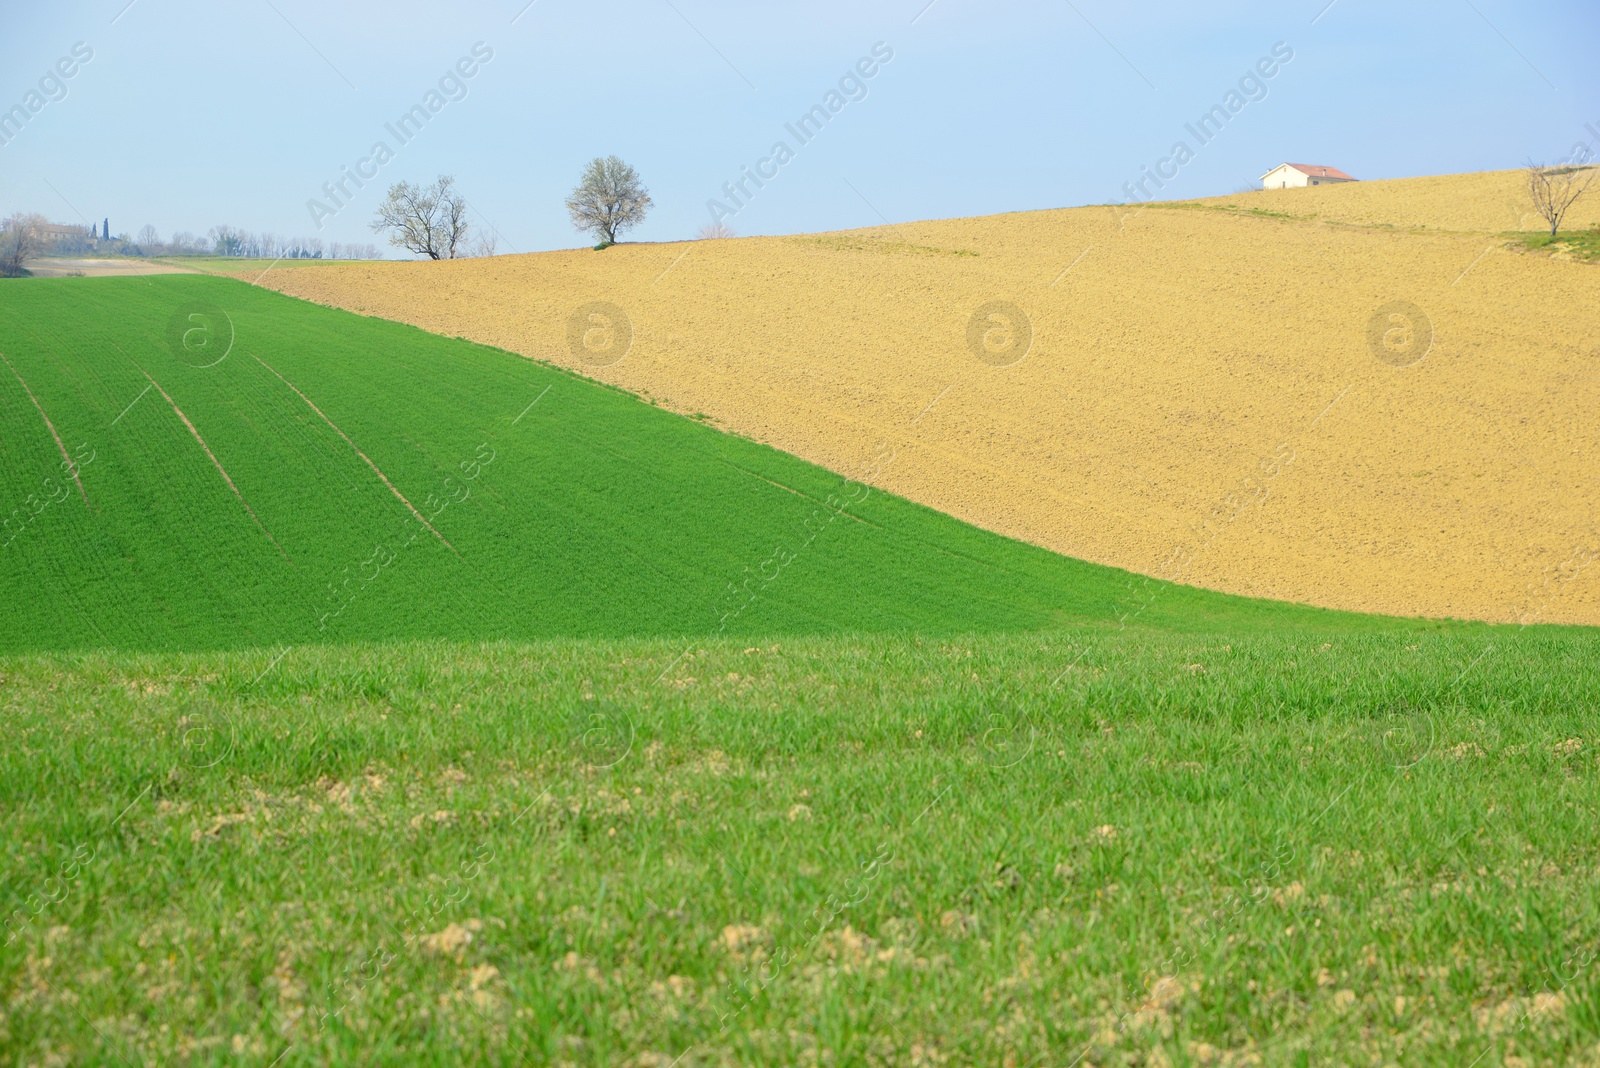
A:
3,196,1597,1068
243,168,1600,626
0,275,1407,654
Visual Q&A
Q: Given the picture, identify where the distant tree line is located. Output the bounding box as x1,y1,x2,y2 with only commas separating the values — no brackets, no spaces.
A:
0,215,382,266
200,226,379,260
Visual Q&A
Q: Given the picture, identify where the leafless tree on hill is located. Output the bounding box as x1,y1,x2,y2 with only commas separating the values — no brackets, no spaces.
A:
1526,161,1596,237
0,213,48,277
566,156,652,246
371,175,471,260
696,220,735,240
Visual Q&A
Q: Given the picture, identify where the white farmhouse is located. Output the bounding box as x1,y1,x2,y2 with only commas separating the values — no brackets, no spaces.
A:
1258,163,1357,189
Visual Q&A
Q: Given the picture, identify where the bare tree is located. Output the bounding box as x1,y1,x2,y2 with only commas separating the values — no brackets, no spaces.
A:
695,220,735,240
0,213,48,277
370,175,471,260
566,156,652,246
440,189,468,258
470,231,498,257
136,224,161,252
1527,161,1597,237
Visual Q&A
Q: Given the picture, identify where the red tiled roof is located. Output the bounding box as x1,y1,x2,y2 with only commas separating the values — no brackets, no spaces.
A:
1283,163,1356,181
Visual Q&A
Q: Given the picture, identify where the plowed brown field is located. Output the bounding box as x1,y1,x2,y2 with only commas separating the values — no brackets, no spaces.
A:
244,169,1600,625
1213,166,1600,233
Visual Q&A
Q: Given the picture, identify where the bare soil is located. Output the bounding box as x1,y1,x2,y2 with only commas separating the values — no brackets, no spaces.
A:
24,257,196,278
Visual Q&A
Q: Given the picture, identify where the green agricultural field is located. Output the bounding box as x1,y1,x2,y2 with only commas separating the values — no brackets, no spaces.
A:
3,277,1598,1066
0,277,1409,655
5,632,1600,1066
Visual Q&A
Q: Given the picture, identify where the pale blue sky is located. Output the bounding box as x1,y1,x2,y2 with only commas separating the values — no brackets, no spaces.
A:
2,0,1595,254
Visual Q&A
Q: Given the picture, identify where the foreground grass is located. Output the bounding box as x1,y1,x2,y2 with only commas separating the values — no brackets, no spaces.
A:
4,625,1600,1066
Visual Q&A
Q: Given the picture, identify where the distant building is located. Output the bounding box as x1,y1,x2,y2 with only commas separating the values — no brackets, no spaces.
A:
1259,163,1357,189
35,222,89,243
